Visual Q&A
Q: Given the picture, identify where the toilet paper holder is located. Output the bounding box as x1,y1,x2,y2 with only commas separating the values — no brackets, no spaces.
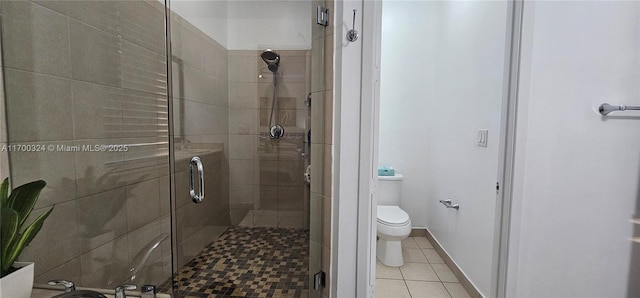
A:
439,199,460,210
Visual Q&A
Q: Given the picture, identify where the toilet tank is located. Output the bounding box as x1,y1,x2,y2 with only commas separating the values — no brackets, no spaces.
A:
377,174,403,205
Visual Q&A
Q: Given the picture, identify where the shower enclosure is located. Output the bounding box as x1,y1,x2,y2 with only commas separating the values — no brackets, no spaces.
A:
0,0,326,296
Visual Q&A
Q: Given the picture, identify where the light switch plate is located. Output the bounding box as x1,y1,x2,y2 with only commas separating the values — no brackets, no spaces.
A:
478,129,488,147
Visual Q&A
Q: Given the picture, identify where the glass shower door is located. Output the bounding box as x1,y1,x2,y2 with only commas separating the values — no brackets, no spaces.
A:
166,1,319,297
0,0,173,293
0,0,324,296
165,5,232,295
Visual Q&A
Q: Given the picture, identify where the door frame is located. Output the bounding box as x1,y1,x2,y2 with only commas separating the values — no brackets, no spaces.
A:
356,0,383,296
493,1,524,297
337,0,526,297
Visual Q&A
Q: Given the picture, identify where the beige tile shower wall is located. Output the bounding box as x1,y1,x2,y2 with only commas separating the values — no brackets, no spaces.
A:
168,12,230,268
0,0,172,289
227,50,310,229
309,0,334,297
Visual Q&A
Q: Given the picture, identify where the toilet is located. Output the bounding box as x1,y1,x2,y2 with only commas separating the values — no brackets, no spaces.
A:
376,173,412,267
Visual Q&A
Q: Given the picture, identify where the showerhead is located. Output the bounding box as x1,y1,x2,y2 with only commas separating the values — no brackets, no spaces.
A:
261,49,280,72
261,49,279,62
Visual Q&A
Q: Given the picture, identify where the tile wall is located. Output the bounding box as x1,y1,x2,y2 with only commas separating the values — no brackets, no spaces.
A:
309,0,334,297
0,0,172,289
0,0,322,292
227,50,310,229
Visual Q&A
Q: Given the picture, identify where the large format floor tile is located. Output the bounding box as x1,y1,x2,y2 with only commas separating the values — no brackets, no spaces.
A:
375,236,472,297
377,261,403,280
444,282,472,298
431,263,459,283
402,247,428,263
400,262,439,281
376,279,412,298
406,280,451,298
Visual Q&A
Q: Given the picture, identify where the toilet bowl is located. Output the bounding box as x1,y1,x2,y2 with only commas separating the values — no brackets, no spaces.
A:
377,206,411,266
376,173,412,267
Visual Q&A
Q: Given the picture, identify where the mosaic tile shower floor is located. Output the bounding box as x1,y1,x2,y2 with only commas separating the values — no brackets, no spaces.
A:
161,226,310,298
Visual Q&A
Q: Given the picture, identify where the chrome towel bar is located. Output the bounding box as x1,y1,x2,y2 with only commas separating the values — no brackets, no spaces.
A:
598,103,640,115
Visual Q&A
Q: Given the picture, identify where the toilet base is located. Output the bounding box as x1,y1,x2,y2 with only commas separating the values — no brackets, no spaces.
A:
377,238,404,267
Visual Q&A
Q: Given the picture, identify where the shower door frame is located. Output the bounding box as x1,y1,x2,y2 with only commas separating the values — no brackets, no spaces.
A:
161,0,179,284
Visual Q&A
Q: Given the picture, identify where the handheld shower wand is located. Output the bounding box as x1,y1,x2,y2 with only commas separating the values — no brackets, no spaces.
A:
261,49,284,139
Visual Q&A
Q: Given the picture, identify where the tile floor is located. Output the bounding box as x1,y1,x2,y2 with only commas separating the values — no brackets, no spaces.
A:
160,226,309,297
375,237,471,298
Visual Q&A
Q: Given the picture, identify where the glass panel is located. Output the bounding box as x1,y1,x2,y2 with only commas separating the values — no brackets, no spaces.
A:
164,4,232,293
0,0,172,293
0,0,322,295
166,1,318,297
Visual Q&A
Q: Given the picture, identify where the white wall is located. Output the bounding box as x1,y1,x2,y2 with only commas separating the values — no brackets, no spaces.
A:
379,0,437,228
170,0,312,51
170,0,229,48
379,1,508,295
508,1,640,297
227,0,311,50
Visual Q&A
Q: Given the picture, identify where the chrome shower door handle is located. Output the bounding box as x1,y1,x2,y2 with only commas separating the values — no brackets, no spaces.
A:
189,156,204,203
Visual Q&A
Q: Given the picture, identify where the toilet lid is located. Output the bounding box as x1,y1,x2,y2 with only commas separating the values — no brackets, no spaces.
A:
377,206,410,226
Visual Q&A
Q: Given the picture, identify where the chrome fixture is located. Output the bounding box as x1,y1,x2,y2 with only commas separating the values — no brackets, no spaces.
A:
346,9,359,42
52,290,107,298
313,271,326,290
261,49,285,139
598,103,640,115
305,93,312,107
141,285,157,298
189,156,204,203
48,280,76,293
115,284,136,298
304,164,312,185
270,124,285,139
261,49,280,73
48,280,108,298
439,199,460,210
317,6,329,27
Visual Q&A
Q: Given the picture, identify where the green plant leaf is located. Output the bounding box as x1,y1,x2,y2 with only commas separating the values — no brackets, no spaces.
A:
1,208,19,273
0,178,9,208
6,180,46,228
2,207,53,274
